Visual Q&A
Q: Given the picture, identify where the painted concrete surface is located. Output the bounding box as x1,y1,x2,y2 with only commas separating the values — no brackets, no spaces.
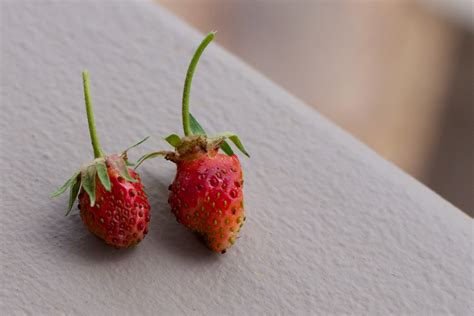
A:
1,1,472,315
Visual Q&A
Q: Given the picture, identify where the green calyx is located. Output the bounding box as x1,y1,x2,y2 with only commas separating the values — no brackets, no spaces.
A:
135,128,249,168
165,116,249,158
52,70,149,215
180,32,250,158
51,141,146,215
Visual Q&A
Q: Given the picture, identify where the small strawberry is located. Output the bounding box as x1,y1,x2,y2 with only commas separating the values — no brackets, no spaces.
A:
137,33,249,253
52,71,151,248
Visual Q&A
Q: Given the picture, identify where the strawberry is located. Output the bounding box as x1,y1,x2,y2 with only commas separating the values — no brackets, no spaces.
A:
52,71,151,248
137,33,249,253
167,150,246,253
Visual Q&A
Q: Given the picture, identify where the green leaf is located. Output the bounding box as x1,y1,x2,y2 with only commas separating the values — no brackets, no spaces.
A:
125,160,135,167
214,132,250,157
189,113,234,156
122,136,150,154
165,134,182,148
220,141,234,156
81,165,97,206
135,152,166,170
51,171,80,198
96,161,111,192
66,180,81,216
189,113,206,136
111,157,137,183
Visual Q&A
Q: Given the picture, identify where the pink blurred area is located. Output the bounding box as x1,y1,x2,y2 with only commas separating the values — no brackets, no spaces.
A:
158,0,473,216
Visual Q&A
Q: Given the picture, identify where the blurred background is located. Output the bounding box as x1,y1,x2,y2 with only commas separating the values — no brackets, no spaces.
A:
157,0,473,216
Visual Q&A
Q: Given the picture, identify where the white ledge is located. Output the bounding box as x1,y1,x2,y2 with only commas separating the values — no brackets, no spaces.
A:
1,1,471,315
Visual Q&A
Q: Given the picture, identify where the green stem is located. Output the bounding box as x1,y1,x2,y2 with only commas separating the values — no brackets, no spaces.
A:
82,70,103,158
182,32,216,136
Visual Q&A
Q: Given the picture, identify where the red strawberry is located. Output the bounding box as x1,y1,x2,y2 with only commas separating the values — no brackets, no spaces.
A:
168,150,245,253
78,155,150,247
52,71,151,248
138,32,249,253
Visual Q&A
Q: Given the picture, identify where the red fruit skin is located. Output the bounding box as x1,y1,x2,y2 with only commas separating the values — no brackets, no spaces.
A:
168,153,245,253
79,158,151,248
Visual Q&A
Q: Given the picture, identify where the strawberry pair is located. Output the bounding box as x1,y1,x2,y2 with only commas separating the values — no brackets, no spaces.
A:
52,33,249,254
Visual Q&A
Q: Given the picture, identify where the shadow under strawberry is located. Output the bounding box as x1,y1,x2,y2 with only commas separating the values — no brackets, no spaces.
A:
142,168,219,261
45,210,138,264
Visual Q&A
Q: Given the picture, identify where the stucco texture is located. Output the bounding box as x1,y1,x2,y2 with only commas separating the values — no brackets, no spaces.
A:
1,1,472,315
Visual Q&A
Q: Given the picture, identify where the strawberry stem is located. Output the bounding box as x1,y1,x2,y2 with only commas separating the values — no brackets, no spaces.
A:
82,70,103,159
182,32,216,136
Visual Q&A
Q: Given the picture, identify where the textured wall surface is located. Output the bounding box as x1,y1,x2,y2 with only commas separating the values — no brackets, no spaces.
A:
1,2,472,315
